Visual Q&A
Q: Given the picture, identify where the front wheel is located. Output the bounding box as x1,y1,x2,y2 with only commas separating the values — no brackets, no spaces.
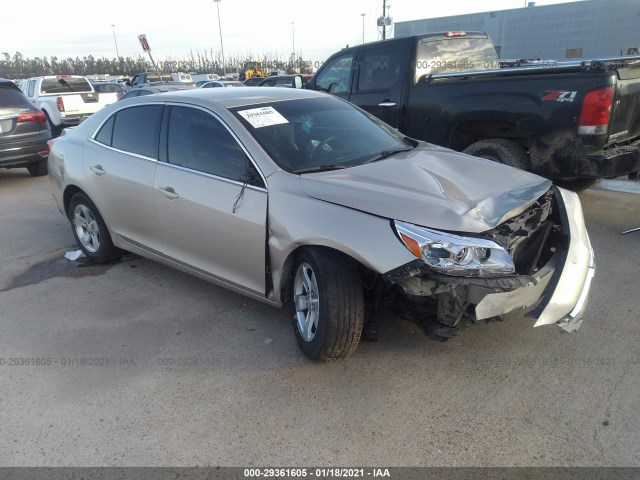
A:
68,192,122,263
291,248,364,361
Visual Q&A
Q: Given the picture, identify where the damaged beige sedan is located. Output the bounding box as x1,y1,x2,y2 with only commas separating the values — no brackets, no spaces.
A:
48,88,595,360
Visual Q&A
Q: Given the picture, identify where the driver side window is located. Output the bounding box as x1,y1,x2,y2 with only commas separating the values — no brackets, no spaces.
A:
314,53,354,94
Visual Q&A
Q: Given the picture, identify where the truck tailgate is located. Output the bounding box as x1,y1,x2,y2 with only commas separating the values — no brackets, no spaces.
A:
609,67,640,143
56,92,103,116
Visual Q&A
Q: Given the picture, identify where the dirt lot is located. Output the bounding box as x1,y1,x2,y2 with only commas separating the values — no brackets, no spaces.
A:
0,170,638,466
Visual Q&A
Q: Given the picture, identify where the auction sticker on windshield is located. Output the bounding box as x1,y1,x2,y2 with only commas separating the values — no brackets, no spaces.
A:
237,106,288,128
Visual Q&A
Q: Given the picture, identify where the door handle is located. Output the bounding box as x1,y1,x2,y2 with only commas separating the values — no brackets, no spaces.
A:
90,164,105,176
378,101,396,107
159,186,179,199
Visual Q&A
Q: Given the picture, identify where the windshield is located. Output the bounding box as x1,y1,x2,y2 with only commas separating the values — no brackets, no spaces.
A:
41,77,92,94
231,97,414,173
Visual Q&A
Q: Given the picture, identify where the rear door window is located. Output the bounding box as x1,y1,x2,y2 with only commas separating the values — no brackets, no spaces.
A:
357,45,403,91
40,77,92,94
111,105,163,158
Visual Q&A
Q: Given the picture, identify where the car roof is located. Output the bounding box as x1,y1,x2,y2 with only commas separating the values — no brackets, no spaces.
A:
147,86,326,108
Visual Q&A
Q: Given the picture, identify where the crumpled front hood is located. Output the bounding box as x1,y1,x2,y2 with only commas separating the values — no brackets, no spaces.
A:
301,144,552,233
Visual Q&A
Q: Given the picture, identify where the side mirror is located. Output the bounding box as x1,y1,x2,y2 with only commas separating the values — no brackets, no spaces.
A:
293,75,303,89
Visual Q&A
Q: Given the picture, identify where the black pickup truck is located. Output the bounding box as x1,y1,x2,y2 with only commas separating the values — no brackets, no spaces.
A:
306,32,640,189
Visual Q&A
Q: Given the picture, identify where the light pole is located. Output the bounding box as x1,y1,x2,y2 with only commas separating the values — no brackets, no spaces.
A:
110,24,119,60
213,0,226,76
361,13,366,44
291,22,295,73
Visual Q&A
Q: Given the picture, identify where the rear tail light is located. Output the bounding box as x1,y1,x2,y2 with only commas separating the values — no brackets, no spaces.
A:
578,86,614,135
56,96,65,112
17,111,47,124
38,149,49,157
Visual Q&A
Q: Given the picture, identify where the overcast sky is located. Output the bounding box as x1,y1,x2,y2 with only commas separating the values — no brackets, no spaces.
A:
2,0,578,64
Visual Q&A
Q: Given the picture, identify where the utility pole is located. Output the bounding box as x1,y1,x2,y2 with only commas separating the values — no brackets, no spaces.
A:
111,24,119,59
382,0,386,40
213,0,226,76
361,13,366,43
291,22,296,73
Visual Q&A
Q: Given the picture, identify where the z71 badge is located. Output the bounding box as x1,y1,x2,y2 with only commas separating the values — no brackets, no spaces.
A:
542,90,578,102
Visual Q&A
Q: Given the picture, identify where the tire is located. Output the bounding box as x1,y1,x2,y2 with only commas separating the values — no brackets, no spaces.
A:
462,139,529,170
291,248,364,361
44,112,62,138
68,192,121,263
554,178,599,192
27,160,48,177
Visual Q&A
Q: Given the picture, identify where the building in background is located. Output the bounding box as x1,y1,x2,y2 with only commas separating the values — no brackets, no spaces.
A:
394,0,640,60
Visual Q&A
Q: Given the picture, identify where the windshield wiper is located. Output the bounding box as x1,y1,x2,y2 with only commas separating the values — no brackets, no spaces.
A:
363,147,414,164
292,164,349,174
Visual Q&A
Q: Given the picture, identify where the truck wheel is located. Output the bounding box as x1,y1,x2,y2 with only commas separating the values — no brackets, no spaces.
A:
68,193,122,263
554,178,599,191
462,139,528,170
291,248,364,361
27,160,48,177
44,112,62,138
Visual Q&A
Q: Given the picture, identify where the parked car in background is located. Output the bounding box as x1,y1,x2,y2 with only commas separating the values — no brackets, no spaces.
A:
306,31,640,189
170,72,195,87
124,72,173,91
199,81,244,88
0,78,51,176
258,74,312,88
92,82,125,103
48,88,594,361
119,83,194,100
243,77,266,86
192,73,220,85
20,75,110,137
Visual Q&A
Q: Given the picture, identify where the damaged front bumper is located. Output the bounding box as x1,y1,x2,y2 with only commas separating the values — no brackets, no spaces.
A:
387,187,595,334
472,187,595,332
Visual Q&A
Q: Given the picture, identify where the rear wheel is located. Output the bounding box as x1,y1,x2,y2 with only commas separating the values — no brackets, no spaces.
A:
68,192,121,263
291,248,364,361
44,112,62,138
462,138,529,170
27,160,48,177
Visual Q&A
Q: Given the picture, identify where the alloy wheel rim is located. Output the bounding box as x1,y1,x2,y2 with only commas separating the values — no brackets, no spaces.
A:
73,204,100,253
294,262,320,342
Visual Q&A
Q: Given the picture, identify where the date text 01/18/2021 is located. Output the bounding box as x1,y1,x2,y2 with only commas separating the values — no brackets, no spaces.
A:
243,468,391,478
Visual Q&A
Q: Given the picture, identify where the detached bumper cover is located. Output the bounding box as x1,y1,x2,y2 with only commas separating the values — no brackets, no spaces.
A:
475,187,595,332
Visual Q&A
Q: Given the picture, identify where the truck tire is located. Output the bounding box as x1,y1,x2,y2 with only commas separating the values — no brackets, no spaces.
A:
291,248,364,361
463,139,529,171
44,112,62,138
27,160,48,177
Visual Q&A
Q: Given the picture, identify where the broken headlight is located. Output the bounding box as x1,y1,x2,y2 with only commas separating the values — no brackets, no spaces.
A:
394,220,515,277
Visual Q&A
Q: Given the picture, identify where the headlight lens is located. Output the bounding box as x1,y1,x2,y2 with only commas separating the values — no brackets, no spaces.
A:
394,220,515,277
